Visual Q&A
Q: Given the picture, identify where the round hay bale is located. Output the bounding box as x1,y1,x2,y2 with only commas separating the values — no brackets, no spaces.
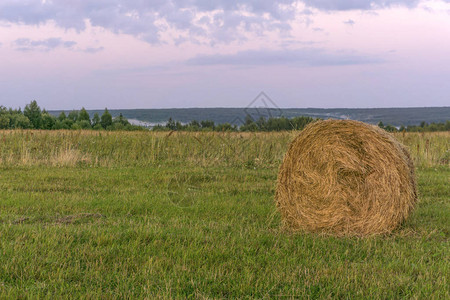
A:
275,119,417,236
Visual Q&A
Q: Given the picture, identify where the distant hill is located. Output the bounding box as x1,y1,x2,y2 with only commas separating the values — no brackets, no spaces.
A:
49,107,450,127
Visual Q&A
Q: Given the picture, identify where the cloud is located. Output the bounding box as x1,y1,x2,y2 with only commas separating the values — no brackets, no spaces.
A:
186,48,383,67
343,19,355,26
82,47,104,54
0,1,429,45
13,37,76,52
0,0,299,44
302,0,421,11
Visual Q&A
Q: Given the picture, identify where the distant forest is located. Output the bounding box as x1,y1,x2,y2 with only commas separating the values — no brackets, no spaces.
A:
0,101,144,131
152,116,450,132
56,106,450,128
1,101,449,132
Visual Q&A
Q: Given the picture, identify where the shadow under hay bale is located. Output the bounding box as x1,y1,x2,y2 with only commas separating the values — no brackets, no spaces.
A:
275,119,417,236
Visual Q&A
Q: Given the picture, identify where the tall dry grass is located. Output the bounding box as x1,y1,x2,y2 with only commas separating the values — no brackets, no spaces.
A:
0,130,448,168
395,131,449,168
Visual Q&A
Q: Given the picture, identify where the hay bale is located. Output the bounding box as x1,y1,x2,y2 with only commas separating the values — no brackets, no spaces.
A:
275,120,417,236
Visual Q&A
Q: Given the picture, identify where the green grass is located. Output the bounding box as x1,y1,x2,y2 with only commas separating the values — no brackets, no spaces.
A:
0,130,448,298
0,130,449,168
0,163,448,298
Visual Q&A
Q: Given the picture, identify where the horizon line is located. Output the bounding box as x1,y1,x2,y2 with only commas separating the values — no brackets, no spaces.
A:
45,106,450,111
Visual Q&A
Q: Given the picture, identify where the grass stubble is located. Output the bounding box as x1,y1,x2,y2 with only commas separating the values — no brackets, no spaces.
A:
0,130,448,298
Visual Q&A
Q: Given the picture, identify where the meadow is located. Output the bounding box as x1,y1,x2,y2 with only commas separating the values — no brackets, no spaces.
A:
0,130,449,298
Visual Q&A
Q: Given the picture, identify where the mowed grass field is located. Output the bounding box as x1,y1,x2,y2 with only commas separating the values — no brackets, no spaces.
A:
0,130,449,298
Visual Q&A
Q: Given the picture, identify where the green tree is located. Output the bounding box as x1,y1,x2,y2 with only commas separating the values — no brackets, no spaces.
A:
244,114,254,126
71,123,81,130
110,122,124,131
241,114,257,131
0,114,11,129
92,113,100,127
75,107,92,129
200,120,215,130
68,110,79,122
428,123,438,132
186,120,200,131
42,112,56,129
166,118,176,130
384,124,397,132
93,123,103,130
113,113,130,126
215,123,236,132
58,111,67,121
62,119,73,129
242,122,258,132
79,108,91,123
100,108,112,129
24,100,43,129
52,120,63,130
290,116,314,130
0,106,11,129
266,117,290,131
12,114,32,129
77,120,92,129
256,116,267,131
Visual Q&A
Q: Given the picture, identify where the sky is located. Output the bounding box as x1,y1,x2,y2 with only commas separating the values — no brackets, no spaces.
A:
0,0,450,109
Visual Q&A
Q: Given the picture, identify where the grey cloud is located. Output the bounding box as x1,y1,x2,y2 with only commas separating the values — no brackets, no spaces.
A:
15,38,30,46
302,0,421,11
0,0,297,44
83,47,104,54
301,8,315,15
0,1,428,45
13,37,76,51
343,19,355,26
186,48,383,67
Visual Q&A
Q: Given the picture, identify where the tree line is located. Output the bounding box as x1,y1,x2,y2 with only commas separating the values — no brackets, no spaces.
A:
154,116,450,132
0,101,144,131
152,115,319,132
378,121,450,132
1,100,448,132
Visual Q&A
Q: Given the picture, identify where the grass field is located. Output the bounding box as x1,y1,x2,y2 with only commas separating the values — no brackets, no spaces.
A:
0,130,449,298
